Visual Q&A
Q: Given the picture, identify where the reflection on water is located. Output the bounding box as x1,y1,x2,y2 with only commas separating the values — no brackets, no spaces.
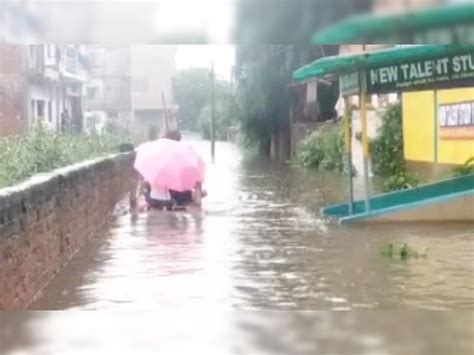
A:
1,311,473,354
3,139,473,353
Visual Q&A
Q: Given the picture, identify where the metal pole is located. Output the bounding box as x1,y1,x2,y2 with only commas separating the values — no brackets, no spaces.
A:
433,89,438,163
359,70,371,213
210,62,216,163
343,96,354,214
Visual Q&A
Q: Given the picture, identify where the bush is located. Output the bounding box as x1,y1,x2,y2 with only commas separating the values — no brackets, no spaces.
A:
296,124,352,174
0,124,130,189
370,104,418,191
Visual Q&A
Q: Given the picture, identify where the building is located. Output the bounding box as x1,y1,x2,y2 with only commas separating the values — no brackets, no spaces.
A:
402,84,474,175
0,44,28,135
0,44,89,136
130,45,178,135
84,45,178,136
85,46,132,134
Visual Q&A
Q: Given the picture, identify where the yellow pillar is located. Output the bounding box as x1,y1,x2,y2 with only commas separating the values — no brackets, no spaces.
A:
359,71,371,212
343,96,354,214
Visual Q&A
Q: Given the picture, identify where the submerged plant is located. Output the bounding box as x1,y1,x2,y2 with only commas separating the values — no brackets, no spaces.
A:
296,123,354,175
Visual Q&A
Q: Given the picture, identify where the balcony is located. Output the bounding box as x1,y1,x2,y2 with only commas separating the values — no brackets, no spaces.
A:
27,45,44,76
60,46,87,82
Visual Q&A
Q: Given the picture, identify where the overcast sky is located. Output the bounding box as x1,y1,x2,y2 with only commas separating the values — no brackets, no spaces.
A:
175,45,235,80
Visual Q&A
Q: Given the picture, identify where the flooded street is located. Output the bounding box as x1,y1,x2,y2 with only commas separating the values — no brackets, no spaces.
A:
3,139,474,354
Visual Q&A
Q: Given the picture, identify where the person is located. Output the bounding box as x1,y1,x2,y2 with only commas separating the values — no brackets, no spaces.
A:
137,129,206,211
164,130,206,207
143,183,174,211
164,129,181,141
132,126,162,211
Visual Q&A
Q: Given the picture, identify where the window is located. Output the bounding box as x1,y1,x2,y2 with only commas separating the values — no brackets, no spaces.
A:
30,100,35,119
108,112,118,120
48,101,53,122
37,100,45,119
47,45,54,58
87,87,96,100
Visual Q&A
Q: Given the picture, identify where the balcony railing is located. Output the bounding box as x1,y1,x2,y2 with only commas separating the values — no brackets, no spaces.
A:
65,46,78,74
61,46,87,81
27,45,44,73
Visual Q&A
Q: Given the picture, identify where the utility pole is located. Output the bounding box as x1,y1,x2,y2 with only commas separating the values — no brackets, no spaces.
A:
210,61,216,163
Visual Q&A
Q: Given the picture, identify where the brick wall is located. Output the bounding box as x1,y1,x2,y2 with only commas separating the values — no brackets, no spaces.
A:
0,44,27,136
0,153,135,309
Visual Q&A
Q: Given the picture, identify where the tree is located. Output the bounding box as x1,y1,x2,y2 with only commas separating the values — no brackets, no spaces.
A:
174,68,211,131
233,0,372,156
234,45,340,154
234,0,372,44
175,67,237,139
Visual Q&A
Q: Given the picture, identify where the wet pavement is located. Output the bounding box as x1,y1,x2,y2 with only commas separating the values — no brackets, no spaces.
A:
2,139,473,354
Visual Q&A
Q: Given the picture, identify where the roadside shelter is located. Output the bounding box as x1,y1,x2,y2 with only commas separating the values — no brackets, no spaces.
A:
311,3,474,45
293,45,474,223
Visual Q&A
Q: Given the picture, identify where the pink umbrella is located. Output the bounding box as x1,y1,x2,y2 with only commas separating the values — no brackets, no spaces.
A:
134,138,205,192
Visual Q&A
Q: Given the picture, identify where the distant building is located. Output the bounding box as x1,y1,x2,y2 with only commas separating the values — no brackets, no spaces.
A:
85,45,178,136
0,44,28,135
85,46,132,134
130,45,178,135
0,44,89,135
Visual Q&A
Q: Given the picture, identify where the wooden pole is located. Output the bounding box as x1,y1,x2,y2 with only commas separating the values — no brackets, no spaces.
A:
359,70,371,213
161,92,169,132
210,62,216,163
343,96,354,215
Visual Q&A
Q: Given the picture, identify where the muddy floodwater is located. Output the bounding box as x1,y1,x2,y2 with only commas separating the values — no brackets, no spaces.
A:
2,139,473,354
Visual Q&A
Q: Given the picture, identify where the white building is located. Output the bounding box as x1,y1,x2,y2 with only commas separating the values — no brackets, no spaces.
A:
26,45,88,133
84,46,132,134
130,45,178,135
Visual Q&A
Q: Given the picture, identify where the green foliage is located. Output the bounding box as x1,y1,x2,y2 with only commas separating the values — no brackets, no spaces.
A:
0,124,129,189
452,157,474,177
383,173,419,192
370,104,418,191
370,105,404,176
175,67,238,140
174,68,211,131
199,80,237,141
296,124,352,174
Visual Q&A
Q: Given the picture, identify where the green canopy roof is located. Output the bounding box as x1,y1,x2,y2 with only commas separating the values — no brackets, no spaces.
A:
311,4,474,44
293,45,474,81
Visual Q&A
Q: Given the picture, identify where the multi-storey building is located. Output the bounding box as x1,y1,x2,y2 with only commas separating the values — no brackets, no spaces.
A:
0,44,89,135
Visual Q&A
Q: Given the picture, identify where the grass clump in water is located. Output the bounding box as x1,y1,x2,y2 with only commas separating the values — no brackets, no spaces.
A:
380,243,428,260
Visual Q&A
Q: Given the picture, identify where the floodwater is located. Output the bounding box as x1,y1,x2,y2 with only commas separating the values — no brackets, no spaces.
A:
2,138,473,354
